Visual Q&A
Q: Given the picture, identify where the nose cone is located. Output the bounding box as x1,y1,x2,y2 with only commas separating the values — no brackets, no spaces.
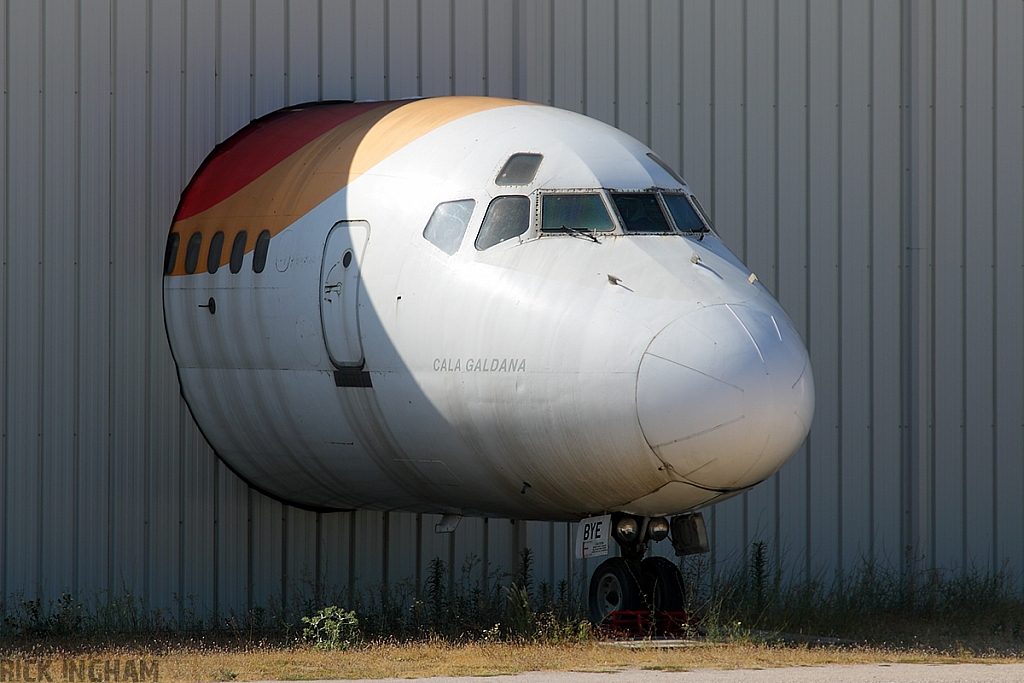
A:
636,302,814,491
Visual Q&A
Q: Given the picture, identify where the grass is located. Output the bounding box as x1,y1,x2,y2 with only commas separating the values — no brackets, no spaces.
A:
690,542,1024,654
0,639,1018,682
3,544,1024,680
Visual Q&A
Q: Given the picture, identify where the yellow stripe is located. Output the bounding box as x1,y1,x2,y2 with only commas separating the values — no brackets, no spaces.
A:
169,97,533,276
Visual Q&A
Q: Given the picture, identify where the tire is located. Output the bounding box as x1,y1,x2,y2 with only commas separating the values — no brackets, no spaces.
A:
640,556,686,612
588,557,644,624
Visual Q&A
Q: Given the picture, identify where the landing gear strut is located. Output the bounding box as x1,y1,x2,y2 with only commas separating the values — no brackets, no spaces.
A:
587,512,708,628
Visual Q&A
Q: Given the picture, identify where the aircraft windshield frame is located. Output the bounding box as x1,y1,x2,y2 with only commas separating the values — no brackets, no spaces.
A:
538,191,617,233
661,191,711,234
608,191,674,234
533,188,715,239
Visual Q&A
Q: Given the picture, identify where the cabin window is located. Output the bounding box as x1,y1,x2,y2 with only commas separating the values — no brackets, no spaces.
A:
184,232,203,274
207,231,225,273
476,196,530,250
662,194,706,233
230,231,247,273
253,230,271,273
540,193,614,232
163,233,180,275
495,153,543,186
610,193,672,233
423,199,476,255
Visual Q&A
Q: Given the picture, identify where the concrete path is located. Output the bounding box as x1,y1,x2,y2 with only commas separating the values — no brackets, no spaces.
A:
260,663,1024,683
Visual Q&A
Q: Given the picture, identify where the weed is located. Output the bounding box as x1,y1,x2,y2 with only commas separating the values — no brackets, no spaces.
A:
5,542,1024,655
301,605,360,650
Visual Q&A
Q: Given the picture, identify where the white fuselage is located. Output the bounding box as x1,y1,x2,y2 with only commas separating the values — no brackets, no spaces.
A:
163,99,814,521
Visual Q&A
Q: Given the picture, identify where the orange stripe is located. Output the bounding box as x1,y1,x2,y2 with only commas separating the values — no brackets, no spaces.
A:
168,97,532,276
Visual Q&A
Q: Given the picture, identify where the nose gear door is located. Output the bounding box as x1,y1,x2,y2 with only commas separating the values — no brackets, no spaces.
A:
320,220,369,367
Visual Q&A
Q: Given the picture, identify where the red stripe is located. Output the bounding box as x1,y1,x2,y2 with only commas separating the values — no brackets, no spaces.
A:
175,101,391,221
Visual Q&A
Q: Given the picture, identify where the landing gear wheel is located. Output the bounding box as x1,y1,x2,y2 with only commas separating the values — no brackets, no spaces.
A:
640,556,686,612
588,557,643,624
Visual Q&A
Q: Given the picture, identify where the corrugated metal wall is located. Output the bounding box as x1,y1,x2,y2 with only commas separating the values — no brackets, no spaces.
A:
2,0,1023,619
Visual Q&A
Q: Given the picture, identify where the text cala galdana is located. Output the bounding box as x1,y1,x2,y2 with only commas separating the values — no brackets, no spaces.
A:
433,357,526,373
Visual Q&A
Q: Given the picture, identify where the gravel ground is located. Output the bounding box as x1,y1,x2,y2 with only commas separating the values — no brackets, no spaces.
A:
258,663,1024,683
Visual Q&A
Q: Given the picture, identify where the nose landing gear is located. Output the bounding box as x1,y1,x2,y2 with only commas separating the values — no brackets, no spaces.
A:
589,556,644,619
587,512,709,632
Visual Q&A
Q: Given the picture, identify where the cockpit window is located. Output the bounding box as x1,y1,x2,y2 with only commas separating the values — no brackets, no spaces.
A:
662,194,706,233
610,193,672,233
423,199,476,255
541,193,615,232
476,196,530,250
495,153,543,186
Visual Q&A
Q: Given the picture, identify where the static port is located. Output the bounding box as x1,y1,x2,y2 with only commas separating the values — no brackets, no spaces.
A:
613,515,639,543
647,516,670,542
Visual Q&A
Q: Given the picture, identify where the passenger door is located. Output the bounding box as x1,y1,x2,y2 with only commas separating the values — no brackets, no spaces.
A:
320,220,369,367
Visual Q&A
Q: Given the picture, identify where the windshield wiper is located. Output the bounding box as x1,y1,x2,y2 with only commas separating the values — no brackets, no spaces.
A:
560,224,601,244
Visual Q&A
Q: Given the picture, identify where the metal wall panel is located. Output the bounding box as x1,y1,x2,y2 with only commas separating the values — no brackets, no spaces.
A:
869,0,904,569
616,0,647,143
741,0,779,564
963,1,996,571
4,0,1024,619
110,0,149,601
993,0,1024,578
486,0,517,98
648,0,681,168
289,0,322,104
420,0,452,97
217,461,250,617
318,510,352,605
284,507,318,618
321,0,354,101
774,0,811,580
0,0,7,608
41,0,79,597
453,0,486,96
584,0,615,124
254,0,287,117
388,0,420,99
708,0,755,573
806,0,842,576
521,1,552,105
678,0,712,196
354,0,387,100
931,0,966,573
5,0,44,602
181,2,220,617
76,0,113,599
148,0,184,614
838,0,873,572
552,0,585,113
907,0,936,570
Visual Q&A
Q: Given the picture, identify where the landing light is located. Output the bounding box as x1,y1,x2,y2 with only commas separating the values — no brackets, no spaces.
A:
613,516,639,543
647,516,670,542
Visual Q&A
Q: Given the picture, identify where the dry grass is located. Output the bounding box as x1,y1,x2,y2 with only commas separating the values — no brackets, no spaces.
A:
3,639,1022,682
5,548,1024,680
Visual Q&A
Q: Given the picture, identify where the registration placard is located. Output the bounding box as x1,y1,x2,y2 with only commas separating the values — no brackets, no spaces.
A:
574,514,611,559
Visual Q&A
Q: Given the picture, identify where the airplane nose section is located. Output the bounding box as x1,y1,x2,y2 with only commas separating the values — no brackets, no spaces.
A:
636,302,814,491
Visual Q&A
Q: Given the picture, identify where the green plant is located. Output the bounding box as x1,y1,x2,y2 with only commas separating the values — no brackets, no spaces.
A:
301,605,361,650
